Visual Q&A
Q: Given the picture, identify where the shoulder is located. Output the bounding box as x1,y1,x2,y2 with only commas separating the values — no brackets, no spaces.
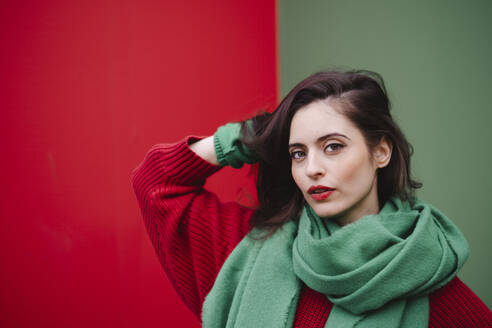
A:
428,276,491,327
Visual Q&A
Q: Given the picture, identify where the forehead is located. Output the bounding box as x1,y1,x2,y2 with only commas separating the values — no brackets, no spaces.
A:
289,100,359,142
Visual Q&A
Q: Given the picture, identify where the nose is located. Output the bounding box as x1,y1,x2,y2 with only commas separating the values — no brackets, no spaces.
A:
305,152,326,178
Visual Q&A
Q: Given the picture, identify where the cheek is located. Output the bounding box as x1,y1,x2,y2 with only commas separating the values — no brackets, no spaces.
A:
291,165,302,189
335,153,374,188
291,164,309,194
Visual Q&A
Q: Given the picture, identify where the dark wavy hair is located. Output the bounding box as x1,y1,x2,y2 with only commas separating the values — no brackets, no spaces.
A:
240,70,422,240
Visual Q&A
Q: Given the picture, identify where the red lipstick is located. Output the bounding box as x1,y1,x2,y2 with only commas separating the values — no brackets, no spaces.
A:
308,185,335,201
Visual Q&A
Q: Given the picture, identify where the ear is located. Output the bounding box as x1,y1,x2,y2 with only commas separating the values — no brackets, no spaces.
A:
373,136,393,169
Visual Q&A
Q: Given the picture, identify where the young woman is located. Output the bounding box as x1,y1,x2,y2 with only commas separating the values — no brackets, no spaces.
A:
131,70,491,327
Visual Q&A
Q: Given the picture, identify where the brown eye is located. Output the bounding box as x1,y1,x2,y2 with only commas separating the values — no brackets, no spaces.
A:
290,150,305,160
325,143,344,152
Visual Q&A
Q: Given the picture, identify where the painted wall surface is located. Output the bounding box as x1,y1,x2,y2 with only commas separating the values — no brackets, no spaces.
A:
0,1,277,327
279,0,491,307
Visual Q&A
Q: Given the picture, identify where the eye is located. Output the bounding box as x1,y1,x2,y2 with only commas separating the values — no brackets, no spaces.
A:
290,150,305,160
325,143,344,152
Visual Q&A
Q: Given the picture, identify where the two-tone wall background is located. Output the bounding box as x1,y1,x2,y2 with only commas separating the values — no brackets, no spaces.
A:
1,1,490,327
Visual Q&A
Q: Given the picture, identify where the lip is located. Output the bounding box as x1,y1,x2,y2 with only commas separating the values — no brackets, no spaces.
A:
308,185,335,201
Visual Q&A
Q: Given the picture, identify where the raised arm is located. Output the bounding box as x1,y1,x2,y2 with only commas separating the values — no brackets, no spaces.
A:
131,133,255,319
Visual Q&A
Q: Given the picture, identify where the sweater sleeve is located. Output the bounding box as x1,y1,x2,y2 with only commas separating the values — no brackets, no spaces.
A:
130,135,255,320
428,276,492,327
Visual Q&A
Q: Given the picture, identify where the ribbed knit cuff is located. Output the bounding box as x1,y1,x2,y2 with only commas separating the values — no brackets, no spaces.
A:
213,132,228,167
213,122,258,168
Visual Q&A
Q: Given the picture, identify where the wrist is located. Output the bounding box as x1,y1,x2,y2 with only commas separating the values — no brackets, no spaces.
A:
189,136,220,166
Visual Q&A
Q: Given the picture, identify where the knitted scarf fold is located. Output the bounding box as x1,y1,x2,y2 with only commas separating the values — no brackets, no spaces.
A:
202,197,469,328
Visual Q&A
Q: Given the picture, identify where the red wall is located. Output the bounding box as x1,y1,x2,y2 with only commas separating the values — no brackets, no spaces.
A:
0,1,277,326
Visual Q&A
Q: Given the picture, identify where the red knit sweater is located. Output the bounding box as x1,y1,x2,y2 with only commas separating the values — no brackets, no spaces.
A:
131,136,492,327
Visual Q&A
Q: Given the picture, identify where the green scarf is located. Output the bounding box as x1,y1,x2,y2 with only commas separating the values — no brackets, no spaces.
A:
201,197,469,328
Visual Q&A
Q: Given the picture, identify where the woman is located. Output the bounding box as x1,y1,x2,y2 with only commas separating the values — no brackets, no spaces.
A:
131,70,491,327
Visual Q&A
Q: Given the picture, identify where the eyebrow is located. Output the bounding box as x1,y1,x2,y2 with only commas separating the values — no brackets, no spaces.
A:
288,133,351,148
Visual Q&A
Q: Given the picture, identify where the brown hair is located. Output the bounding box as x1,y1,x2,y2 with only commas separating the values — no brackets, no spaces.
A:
240,70,422,239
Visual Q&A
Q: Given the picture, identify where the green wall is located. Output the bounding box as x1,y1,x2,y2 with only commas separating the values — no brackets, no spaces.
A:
279,0,492,307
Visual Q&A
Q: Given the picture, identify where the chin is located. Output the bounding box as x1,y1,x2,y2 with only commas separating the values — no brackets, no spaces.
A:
308,201,345,219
